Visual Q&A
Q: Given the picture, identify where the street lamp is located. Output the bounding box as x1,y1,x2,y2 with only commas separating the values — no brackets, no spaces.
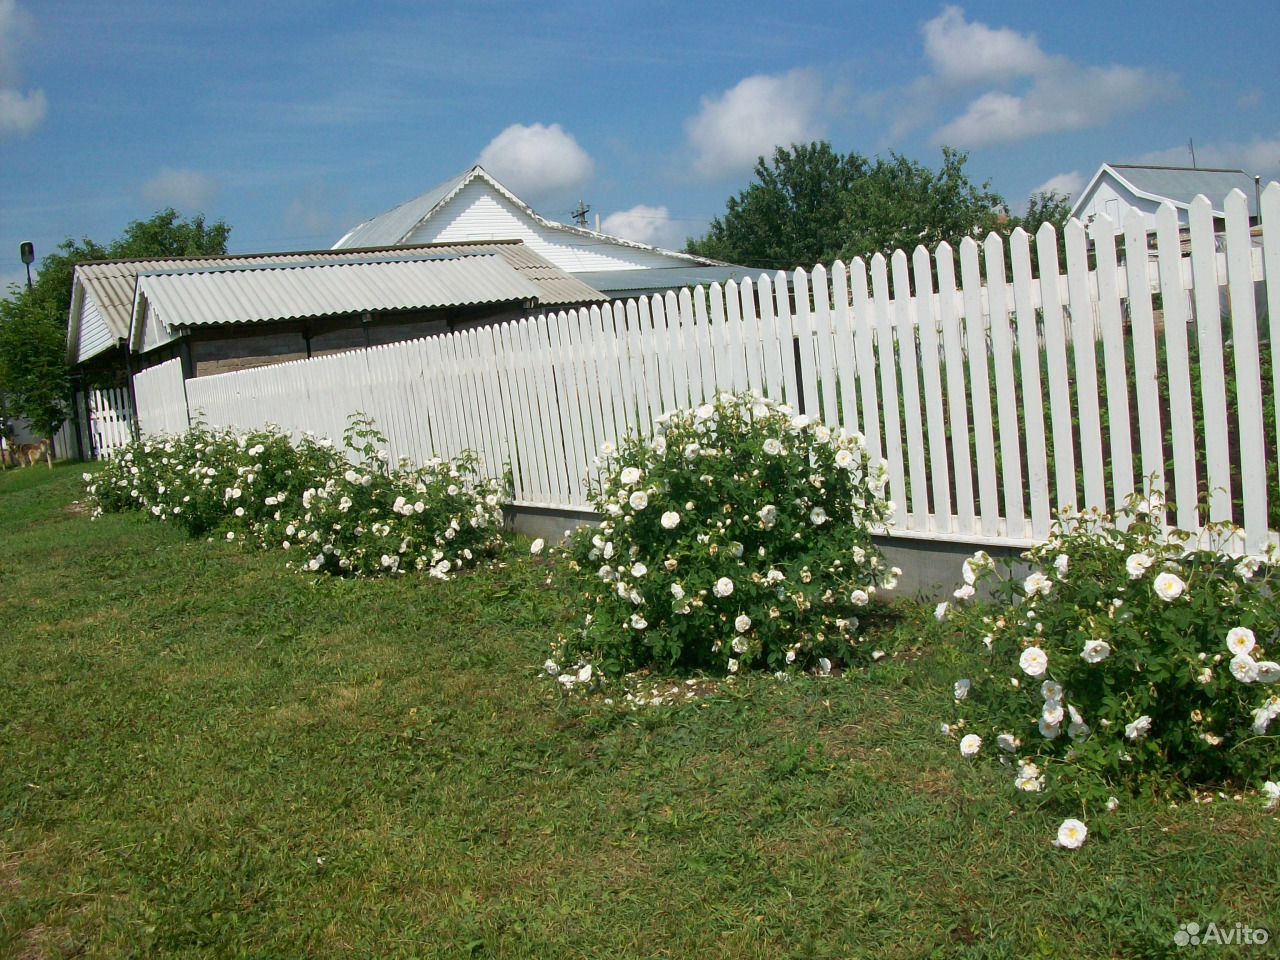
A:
19,241,34,290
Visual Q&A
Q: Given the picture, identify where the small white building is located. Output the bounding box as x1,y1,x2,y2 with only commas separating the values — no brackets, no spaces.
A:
333,165,753,298
1070,163,1261,234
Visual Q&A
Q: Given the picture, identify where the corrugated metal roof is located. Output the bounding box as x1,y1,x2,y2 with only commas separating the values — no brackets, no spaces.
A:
1109,164,1260,216
70,240,604,362
136,255,542,334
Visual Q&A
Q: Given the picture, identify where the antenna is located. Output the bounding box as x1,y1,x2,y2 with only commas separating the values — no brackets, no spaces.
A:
571,200,591,228
1188,138,1197,168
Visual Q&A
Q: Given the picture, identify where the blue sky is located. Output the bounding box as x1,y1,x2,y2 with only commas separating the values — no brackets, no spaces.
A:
2,1,1277,288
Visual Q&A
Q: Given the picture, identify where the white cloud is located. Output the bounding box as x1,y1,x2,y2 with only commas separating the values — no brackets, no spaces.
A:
922,6,1049,85
477,123,594,199
935,64,1159,148
685,69,824,178
140,167,219,210
1032,171,1085,199
1137,136,1280,178
0,1,44,139
0,87,44,136
600,204,685,250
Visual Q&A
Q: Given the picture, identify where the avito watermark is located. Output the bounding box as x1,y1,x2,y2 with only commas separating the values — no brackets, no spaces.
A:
1174,921,1270,947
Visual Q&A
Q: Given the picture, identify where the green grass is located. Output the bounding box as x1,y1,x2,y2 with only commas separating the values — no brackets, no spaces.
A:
1,466,1276,958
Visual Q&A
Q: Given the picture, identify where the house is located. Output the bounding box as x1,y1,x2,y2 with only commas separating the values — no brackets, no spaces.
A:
1070,163,1261,235
332,164,756,298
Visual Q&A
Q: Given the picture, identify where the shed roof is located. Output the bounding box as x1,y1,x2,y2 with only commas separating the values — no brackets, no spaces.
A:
68,240,604,363
130,255,542,352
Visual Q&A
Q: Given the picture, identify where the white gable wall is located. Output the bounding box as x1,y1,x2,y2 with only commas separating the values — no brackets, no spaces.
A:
405,180,694,273
1074,172,1182,235
75,292,117,363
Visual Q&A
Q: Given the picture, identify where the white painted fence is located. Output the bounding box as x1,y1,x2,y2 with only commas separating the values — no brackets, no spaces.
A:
134,359,189,436
153,186,1280,553
87,386,134,458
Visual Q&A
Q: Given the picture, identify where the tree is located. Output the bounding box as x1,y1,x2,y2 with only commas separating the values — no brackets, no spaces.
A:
686,142,869,271
687,142,1012,270
0,208,231,462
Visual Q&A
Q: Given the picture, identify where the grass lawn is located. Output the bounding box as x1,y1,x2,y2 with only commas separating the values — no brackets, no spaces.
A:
1,465,1276,958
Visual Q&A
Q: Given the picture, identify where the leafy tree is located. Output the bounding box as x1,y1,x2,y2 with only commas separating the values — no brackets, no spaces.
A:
687,142,1013,270
0,208,230,461
686,142,869,271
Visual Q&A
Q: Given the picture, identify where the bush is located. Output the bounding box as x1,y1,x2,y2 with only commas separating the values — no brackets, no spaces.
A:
942,494,1280,813
85,417,506,579
556,391,897,677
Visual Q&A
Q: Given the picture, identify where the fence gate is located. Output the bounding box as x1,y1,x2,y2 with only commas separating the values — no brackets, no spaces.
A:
88,387,134,458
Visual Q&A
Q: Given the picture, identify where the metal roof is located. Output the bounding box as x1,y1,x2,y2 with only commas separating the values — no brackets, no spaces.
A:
332,168,472,249
1075,164,1261,219
575,265,764,297
68,240,604,363
134,255,541,337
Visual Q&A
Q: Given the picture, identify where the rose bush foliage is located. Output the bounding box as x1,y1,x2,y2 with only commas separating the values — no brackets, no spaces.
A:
557,391,898,677
942,495,1280,812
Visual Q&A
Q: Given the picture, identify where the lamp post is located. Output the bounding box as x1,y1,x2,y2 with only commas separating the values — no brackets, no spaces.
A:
19,241,34,290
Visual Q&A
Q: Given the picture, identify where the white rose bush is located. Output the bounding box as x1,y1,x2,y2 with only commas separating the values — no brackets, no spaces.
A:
944,494,1280,827
557,391,897,677
85,415,506,580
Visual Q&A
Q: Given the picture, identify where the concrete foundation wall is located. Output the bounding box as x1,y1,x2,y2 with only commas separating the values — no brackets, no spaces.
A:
503,502,1031,601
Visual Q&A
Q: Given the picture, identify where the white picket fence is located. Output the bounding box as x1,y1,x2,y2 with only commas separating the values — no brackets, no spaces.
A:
147,185,1280,553
87,386,134,458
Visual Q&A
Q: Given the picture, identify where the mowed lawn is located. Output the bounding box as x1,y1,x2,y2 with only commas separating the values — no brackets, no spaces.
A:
1,466,1276,959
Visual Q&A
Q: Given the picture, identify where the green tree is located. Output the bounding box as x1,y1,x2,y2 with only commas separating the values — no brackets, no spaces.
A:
687,142,869,271
0,208,230,462
687,142,1012,270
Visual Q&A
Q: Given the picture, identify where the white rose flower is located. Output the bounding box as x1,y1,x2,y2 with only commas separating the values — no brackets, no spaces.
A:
734,614,752,633
530,538,545,555
1125,553,1154,578
1019,646,1048,677
1080,639,1111,664
959,734,982,758
1226,626,1257,656
1023,572,1052,597
996,733,1020,753
1124,715,1153,740
1152,571,1185,601
1055,818,1088,849
660,511,681,530
1256,661,1280,684
1230,654,1259,683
